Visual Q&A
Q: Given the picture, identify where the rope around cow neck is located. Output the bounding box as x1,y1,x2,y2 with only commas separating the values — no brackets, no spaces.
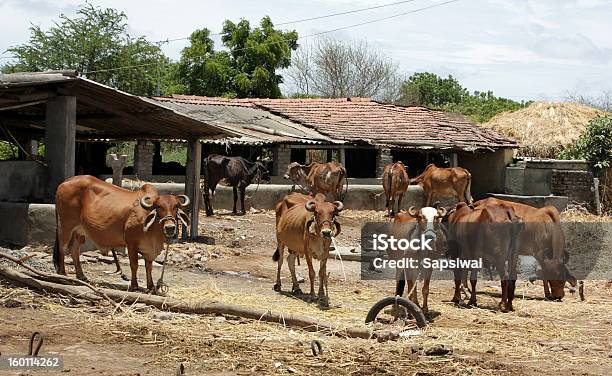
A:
155,242,171,294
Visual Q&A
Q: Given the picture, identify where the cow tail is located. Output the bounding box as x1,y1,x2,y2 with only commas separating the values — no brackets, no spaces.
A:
465,171,474,205
272,248,280,262
52,210,60,272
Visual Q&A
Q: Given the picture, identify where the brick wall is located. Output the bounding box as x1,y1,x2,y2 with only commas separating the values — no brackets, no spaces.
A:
375,148,392,178
272,144,291,176
134,141,154,177
551,169,594,205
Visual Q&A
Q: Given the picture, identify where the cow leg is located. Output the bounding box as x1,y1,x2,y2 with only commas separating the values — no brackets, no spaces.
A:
395,268,406,296
499,279,508,312
389,196,395,217
240,186,246,215
70,234,87,281
232,187,238,214
397,194,404,215
317,257,329,307
468,269,478,306
145,258,155,293
127,244,140,291
203,188,213,216
304,253,317,299
274,244,284,292
56,230,71,276
543,280,552,300
422,269,433,316
452,268,463,303
287,252,302,295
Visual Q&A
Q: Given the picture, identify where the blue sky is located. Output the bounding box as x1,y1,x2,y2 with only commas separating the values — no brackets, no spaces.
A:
1,0,611,101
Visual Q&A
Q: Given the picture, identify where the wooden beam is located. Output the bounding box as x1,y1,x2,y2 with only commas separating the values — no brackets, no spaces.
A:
185,138,202,238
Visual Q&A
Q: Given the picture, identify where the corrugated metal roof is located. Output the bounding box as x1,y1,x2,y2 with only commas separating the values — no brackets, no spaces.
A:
152,97,345,145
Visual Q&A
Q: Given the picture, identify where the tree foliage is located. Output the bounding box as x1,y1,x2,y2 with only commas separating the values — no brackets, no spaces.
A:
558,116,612,171
397,72,528,123
172,16,297,98
1,3,167,96
287,38,401,101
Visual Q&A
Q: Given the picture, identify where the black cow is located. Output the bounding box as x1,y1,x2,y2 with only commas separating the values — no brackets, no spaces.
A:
202,155,270,216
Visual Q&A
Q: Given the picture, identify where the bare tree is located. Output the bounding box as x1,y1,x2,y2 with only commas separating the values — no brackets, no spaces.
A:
566,91,612,112
287,38,401,101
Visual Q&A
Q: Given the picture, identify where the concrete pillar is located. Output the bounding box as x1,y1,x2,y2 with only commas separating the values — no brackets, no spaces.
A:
185,139,202,239
375,148,392,178
45,96,76,200
450,153,458,167
152,141,162,173
338,148,346,168
27,140,39,157
106,153,128,186
272,144,291,176
134,140,154,177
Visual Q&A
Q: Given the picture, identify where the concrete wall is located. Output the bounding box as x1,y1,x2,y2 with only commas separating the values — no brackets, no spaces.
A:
0,161,47,202
0,202,56,246
551,169,594,204
134,141,154,177
458,149,514,198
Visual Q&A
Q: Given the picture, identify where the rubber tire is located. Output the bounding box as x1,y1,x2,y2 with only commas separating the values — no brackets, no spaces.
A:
365,296,428,328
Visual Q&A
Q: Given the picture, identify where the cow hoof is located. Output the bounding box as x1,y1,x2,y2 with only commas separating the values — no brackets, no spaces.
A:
128,285,139,292
76,275,88,282
317,297,330,309
273,283,282,292
291,288,303,296
451,296,461,304
120,274,130,282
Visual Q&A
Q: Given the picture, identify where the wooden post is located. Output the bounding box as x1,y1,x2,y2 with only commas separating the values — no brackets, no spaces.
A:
338,147,346,167
45,96,76,201
106,153,128,187
185,139,202,238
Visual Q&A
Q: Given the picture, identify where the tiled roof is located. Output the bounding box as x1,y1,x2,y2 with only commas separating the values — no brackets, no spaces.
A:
159,95,518,151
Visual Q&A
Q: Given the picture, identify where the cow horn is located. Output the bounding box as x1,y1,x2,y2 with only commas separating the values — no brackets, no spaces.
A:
432,201,441,208
437,206,447,217
140,196,154,209
305,200,316,212
408,206,418,217
333,201,344,212
177,194,190,208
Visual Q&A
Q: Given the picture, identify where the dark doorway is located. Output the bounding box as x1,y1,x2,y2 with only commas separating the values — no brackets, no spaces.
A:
345,148,376,178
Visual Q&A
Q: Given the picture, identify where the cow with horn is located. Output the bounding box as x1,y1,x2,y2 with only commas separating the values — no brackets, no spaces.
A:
53,175,190,293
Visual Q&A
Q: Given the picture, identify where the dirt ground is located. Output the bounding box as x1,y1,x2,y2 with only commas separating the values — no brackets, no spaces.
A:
1,209,611,375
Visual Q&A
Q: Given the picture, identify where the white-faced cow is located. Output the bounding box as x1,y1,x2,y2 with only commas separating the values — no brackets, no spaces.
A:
391,205,447,315
53,175,190,292
273,192,343,307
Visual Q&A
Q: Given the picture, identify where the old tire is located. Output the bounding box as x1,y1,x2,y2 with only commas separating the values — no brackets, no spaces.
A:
365,296,428,328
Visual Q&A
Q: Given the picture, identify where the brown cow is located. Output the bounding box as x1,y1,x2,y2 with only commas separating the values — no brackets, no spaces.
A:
474,198,577,300
391,205,447,315
411,164,473,206
273,192,343,307
53,175,190,292
382,161,410,217
283,162,347,201
448,202,522,311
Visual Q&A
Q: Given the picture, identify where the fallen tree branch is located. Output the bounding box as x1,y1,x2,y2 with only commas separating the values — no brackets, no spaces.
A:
0,252,122,312
0,265,374,339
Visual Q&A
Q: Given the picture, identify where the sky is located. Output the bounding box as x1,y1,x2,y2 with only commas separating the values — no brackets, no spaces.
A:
1,0,611,101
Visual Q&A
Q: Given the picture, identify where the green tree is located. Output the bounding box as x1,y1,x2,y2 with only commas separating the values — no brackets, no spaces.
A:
173,16,298,98
2,3,167,96
559,116,612,171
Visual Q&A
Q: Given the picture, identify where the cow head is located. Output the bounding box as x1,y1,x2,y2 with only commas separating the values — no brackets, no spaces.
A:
283,162,303,181
254,161,271,183
140,194,190,238
540,259,577,299
407,205,447,238
305,197,343,239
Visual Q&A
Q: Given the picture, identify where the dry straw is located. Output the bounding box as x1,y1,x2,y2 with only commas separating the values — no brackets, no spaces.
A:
483,101,610,158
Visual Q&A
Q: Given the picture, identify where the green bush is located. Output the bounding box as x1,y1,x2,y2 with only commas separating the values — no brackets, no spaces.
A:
558,116,612,172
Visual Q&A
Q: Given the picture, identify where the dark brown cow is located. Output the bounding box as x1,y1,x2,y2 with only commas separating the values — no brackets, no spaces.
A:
382,161,410,217
202,155,270,216
273,192,343,307
391,205,447,315
53,175,190,292
283,162,347,201
474,198,577,300
448,202,522,311
411,164,473,206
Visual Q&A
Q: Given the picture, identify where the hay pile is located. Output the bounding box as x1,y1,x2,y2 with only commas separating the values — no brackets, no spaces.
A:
483,101,609,158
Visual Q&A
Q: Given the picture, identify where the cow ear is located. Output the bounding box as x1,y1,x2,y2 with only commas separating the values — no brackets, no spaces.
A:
306,218,317,235
177,208,190,227
143,209,157,232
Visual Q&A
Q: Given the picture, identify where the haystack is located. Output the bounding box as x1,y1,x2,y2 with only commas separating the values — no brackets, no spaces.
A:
482,101,609,158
